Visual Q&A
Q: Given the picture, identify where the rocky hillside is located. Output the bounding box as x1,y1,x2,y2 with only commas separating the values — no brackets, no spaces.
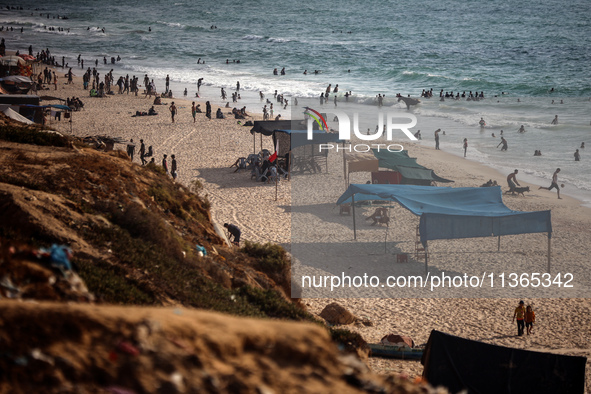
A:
0,117,442,393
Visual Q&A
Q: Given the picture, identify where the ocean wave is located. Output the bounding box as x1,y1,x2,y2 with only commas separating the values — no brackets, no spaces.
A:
242,35,264,40
156,20,185,29
267,37,291,43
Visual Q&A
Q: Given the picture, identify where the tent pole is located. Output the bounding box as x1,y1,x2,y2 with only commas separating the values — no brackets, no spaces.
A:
424,242,429,275
352,194,357,240
253,133,256,154
384,224,388,254
288,150,292,181
497,236,500,252
342,141,347,190
547,234,551,273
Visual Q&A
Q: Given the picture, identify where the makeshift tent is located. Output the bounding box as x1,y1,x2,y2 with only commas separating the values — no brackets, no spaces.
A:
274,130,343,174
422,330,586,394
336,184,552,271
249,120,302,154
345,150,452,185
0,104,34,124
250,120,343,174
0,76,34,94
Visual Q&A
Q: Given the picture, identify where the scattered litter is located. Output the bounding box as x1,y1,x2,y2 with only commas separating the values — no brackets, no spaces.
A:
117,341,140,356
105,386,137,394
195,244,207,256
0,276,21,298
32,244,73,270
31,348,54,365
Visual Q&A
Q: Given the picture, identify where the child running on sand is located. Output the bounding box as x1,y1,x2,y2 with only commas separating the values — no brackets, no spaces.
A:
525,305,536,335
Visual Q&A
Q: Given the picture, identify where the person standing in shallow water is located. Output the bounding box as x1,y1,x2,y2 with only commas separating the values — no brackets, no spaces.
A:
463,138,468,157
434,129,440,150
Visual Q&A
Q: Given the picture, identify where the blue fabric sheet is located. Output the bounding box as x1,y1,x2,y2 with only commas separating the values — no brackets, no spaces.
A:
336,184,552,244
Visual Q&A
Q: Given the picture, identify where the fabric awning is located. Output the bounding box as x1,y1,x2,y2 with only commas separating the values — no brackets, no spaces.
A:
337,184,552,244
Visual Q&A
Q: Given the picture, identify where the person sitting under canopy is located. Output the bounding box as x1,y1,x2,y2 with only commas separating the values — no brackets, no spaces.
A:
366,207,390,226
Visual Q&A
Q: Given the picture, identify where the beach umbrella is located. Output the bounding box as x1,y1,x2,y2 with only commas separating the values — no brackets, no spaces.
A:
0,55,25,67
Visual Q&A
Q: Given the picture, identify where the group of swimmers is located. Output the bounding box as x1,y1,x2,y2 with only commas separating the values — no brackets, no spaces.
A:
421,89,486,100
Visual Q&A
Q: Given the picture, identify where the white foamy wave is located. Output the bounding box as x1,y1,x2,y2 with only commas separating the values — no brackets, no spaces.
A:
267,37,291,43
156,20,185,28
32,26,80,36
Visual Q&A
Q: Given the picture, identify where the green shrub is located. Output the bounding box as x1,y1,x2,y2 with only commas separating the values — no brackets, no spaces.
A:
240,241,289,278
235,286,318,322
75,258,156,305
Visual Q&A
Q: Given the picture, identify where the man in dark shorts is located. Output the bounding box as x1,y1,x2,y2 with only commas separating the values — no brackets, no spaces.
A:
538,168,561,199
224,223,241,246
170,155,177,181
126,138,135,161
507,169,520,193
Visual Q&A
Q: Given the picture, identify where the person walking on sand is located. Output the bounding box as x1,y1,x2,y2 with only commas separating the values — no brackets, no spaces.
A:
538,168,561,199
162,154,168,174
574,149,580,161
507,169,520,193
205,101,212,120
497,136,508,151
126,138,135,161
463,138,468,157
191,102,197,123
434,128,441,150
169,102,177,123
170,154,177,181
513,300,526,336
139,139,146,165
525,305,536,335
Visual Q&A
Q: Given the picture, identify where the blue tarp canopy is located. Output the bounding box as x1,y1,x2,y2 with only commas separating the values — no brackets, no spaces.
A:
20,104,72,110
337,184,552,245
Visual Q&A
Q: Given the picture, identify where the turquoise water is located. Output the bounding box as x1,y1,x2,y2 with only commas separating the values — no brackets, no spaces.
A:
1,0,590,202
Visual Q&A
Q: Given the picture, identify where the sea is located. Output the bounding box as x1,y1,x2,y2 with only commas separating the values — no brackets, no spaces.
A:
1,0,590,204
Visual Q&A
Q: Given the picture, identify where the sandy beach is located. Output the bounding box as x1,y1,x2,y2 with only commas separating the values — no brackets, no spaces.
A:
42,71,591,389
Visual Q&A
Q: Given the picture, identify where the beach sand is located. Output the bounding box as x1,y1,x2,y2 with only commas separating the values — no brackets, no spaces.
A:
44,73,591,389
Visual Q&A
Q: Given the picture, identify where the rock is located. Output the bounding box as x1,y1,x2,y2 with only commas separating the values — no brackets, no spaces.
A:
319,302,356,325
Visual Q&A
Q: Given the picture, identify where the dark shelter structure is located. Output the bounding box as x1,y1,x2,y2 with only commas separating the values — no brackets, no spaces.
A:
422,330,586,394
